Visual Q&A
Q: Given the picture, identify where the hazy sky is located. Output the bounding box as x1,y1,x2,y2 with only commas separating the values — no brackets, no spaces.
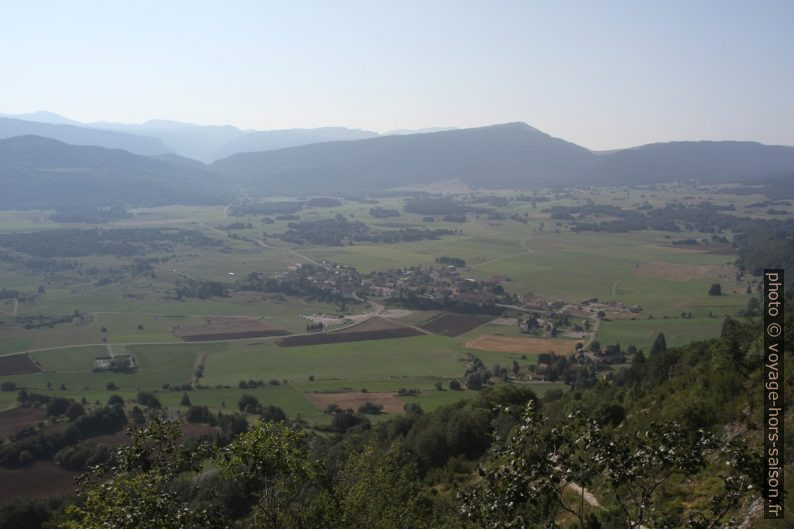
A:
2,1,793,149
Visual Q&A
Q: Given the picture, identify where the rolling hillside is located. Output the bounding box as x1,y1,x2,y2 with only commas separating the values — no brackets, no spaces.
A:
0,136,223,209
589,140,794,184
211,122,597,195
2,122,794,207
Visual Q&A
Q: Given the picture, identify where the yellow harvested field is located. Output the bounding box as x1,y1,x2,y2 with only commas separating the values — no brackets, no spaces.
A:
465,335,579,354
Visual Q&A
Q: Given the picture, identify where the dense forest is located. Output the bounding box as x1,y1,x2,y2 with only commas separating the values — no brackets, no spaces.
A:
2,305,788,528
277,216,454,246
0,228,221,258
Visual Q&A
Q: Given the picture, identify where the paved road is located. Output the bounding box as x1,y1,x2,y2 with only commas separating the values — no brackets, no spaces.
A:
0,299,387,358
253,237,324,267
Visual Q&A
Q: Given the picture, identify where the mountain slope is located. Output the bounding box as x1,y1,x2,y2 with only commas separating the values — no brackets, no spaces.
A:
88,120,378,162
0,111,82,126
211,127,380,160
0,117,169,156
211,122,596,195
0,136,222,209
92,119,246,162
590,140,794,184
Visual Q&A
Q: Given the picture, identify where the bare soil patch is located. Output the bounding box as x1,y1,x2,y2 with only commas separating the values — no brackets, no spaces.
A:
0,461,77,500
0,407,46,440
633,261,727,282
174,316,289,341
466,335,580,355
0,353,41,375
306,392,405,414
421,314,493,337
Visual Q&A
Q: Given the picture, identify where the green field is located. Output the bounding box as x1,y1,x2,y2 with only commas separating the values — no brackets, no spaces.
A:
0,334,556,423
0,186,763,420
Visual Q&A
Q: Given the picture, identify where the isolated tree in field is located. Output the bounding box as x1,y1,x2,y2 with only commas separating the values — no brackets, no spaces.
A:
708,283,722,296
180,392,192,407
46,397,70,417
136,391,160,409
259,404,287,423
650,332,667,356
358,401,384,415
238,394,260,413
66,402,85,421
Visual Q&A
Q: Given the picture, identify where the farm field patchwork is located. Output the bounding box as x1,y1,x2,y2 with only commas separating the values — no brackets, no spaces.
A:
0,187,763,427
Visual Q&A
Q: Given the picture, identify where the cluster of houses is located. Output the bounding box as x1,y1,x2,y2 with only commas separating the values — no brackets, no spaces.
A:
275,261,362,299
270,261,516,312
93,355,137,372
362,264,516,309
579,297,643,316
269,260,640,325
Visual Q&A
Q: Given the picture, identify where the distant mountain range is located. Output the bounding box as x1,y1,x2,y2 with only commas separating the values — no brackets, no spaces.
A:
212,123,794,195
1,112,414,162
0,117,170,156
1,113,793,209
211,127,379,161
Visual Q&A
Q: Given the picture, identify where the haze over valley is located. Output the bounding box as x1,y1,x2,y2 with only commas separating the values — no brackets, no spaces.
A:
0,2,791,527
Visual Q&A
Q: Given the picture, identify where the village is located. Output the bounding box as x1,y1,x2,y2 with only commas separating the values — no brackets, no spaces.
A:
256,258,643,378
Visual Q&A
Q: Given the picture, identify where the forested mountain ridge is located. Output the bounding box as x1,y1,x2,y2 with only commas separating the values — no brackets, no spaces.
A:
211,122,598,195
2,122,794,207
0,136,224,208
210,125,794,195
211,126,380,161
588,140,794,185
3,113,382,162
